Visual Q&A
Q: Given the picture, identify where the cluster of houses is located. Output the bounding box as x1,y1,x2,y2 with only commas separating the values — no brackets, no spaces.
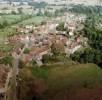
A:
0,12,87,99
7,12,87,66
0,0,37,15
0,64,12,100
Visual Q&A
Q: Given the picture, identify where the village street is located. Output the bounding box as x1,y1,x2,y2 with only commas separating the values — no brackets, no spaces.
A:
9,44,26,100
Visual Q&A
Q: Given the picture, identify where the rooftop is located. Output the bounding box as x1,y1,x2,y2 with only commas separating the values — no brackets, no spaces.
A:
0,65,10,90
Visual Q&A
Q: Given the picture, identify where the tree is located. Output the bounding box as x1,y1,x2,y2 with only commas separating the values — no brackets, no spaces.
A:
42,54,51,64
41,21,46,25
44,11,52,17
51,43,59,56
37,9,43,16
18,68,46,100
70,48,102,66
30,59,37,66
3,20,8,26
0,20,9,29
23,48,30,54
28,1,47,9
18,60,26,68
0,55,13,66
17,7,23,14
70,10,102,67
11,11,17,15
56,22,67,31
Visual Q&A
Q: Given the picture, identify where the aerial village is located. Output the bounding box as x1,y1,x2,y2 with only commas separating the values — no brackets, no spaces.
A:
0,12,88,100
0,0,102,99
8,12,87,66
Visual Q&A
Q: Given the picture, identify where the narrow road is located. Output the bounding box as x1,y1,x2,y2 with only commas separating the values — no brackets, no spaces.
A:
9,58,19,100
10,45,26,100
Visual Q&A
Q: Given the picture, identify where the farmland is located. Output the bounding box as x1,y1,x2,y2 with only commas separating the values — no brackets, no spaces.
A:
0,15,47,38
0,14,21,24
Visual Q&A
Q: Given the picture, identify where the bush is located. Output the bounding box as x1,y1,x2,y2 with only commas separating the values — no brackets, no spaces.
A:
29,59,37,66
56,22,67,31
0,55,13,66
19,60,26,68
42,54,51,64
23,48,29,54
11,11,17,15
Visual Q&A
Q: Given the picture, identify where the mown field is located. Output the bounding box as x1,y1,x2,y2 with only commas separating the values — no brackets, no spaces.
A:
19,63,102,100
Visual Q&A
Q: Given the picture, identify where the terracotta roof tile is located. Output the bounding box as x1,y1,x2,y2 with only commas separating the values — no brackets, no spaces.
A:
0,65,10,88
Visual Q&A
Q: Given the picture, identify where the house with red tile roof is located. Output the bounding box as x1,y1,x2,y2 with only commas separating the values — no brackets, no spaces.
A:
20,46,51,66
0,64,12,100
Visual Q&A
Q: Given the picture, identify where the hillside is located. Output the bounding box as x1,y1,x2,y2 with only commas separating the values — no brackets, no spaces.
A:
18,63,102,100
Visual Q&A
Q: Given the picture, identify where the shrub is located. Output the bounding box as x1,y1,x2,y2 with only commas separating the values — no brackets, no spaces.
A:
23,48,29,54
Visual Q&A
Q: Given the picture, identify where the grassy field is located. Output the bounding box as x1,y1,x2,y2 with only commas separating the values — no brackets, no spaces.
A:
0,27,16,37
18,16,47,25
0,14,21,24
30,63,102,89
0,43,13,52
0,15,47,38
0,14,21,38
47,64,102,89
19,63,102,100
21,63,102,91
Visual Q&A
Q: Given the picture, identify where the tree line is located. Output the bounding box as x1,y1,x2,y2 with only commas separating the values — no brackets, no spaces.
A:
70,16,102,67
0,15,32,29
69,5,102,16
